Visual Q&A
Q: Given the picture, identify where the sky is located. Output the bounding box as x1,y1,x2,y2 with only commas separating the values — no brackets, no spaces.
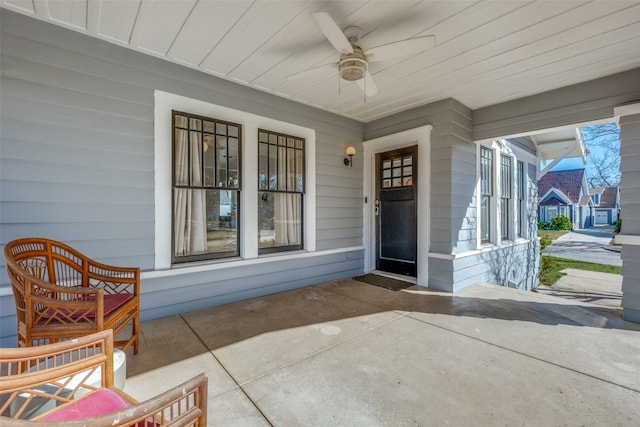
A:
550,156,585,171
548,123,620,179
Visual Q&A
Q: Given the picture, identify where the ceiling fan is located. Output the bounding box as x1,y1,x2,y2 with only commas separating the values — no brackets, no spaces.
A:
287,12,436,98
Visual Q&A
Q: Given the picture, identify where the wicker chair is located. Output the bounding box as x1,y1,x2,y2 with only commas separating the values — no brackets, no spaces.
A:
3,238,140,354
0,330,208,426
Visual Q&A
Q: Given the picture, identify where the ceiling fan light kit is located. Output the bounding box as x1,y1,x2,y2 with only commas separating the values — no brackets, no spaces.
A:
338,47,368,81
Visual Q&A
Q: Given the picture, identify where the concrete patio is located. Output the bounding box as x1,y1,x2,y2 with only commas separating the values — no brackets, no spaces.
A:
123,279,640,426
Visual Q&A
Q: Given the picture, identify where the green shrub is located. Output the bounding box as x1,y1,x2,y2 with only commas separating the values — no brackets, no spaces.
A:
539,256,555,285
550,214,572,230
615,219,622,233
537,220,546,230
539,235,553,251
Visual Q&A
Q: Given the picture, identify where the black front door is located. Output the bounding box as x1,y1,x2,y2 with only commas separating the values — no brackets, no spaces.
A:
375,146,417,277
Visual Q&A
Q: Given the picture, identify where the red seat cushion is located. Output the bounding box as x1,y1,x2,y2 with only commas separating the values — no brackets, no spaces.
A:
37,388,131,421
42,293,133,319
101,293,134,316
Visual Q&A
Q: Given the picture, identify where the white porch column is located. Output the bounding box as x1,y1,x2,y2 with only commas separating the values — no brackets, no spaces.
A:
615,103,640,323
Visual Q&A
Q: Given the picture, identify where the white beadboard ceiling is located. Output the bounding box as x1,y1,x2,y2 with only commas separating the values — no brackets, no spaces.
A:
2,0,640,123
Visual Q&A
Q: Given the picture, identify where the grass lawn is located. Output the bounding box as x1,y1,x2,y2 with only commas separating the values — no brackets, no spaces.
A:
538,229,569,241
540,256,622,286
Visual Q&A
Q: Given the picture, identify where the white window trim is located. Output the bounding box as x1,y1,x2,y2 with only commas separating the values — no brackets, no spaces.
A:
154,91,316,270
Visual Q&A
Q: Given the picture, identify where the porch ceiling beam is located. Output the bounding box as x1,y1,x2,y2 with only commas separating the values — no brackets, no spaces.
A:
536,139,578,152
537,145,575,180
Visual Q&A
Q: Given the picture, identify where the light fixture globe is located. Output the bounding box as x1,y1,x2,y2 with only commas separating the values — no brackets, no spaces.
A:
338,47,367,81
344,146,356,167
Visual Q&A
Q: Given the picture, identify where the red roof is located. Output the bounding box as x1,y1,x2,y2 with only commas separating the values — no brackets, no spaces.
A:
579,195,592,206
537,169,585,204
599,187,618,208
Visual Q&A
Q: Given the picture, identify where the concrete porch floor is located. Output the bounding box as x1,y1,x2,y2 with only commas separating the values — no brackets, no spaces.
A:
123,279,640,426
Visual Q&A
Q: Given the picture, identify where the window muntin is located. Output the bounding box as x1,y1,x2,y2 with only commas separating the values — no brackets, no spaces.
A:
517,161,525,238
381,155,413,188
172,111,241,263
480,146,493,244
258,129,304,253
500,154,512,240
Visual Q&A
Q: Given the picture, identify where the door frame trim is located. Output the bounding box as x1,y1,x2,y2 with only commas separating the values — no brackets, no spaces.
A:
362,125,432,287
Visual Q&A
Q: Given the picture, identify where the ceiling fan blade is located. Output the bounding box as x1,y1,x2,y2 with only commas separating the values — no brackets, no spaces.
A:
365,35,435,62
312,12,353,54
357,71,378,97
285,62,337,80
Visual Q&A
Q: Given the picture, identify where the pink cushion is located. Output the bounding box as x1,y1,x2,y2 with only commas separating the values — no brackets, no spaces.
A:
38,388,131,421
42,293,133,319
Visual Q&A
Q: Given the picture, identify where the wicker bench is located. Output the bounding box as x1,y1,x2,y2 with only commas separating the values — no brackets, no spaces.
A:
0,330,208,426
3,238,140,354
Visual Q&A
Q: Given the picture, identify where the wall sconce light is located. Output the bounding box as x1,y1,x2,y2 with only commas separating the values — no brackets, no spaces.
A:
344,146,356,167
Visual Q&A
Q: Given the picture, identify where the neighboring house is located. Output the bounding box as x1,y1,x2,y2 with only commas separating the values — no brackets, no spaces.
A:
537,169,593,229
1,7,640,346
591,187,621,225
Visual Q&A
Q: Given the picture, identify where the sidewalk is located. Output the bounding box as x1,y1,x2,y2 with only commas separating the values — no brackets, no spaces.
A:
543,225,622,266
534,268,622,308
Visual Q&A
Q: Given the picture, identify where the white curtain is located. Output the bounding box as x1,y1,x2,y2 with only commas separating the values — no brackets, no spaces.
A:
174,130,207,256
274,148,301,246
274,193,301,245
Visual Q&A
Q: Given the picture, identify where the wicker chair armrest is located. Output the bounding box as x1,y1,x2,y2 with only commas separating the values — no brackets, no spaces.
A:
0,373,208,427
28,280,102,297
84,258,140,297
29,294,103,318
28,280,103,309
25,282,104,327
0,330,115,417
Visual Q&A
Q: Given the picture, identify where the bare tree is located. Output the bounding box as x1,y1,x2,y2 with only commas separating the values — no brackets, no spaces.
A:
580,123,621,187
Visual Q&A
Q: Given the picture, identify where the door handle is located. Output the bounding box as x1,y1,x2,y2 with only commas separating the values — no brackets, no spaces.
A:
375,199,380,216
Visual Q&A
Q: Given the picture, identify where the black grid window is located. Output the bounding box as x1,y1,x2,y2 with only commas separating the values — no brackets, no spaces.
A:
258,129,305,253
500,154,512,241
172,111,242,263
480,146,493,244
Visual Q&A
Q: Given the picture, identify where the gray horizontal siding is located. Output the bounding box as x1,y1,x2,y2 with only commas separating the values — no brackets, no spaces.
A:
621,244,640,323
139,251,364,318
619,110,640,323
0,9,366,345
473,68,640,141
429,240,540,293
